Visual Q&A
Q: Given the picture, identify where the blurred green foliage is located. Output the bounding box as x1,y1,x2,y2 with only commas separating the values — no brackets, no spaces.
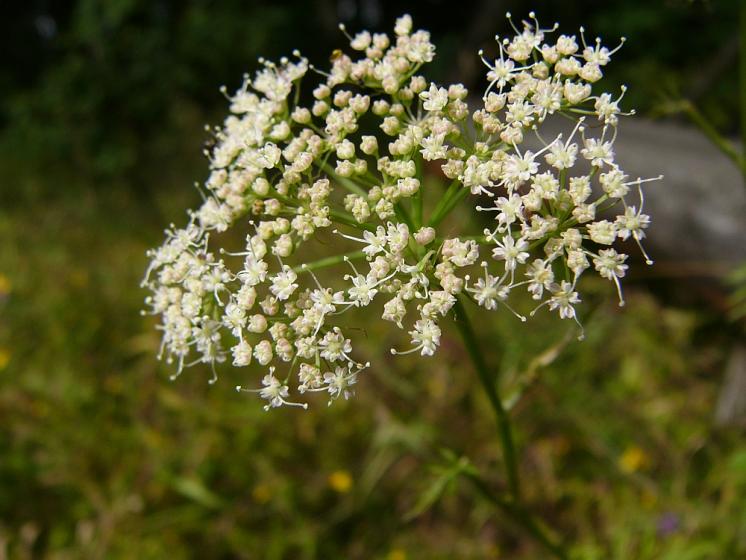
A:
1,0,309,183
1,182,743,558
1,0,744,558
1,0,739,186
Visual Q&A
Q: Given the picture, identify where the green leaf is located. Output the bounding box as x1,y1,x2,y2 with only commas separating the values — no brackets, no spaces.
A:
171,476,223,510
404,452,475,521
503,330,573,411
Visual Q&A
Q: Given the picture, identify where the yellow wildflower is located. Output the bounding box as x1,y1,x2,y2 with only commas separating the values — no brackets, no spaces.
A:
328,470,352,493
252,483,272,504
0,274,10,296
619,445,648,473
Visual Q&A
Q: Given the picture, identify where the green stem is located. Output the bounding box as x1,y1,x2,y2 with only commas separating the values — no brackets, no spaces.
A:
329,209,376,232
427,179,460,226
438,186,469,223
427,179,469,227
412,156,424,229
316,162,369,197
394,202,415,232
465,472,568,560
292,250,366,274
681,100,745,173
741,0,746,182
453,298,521,500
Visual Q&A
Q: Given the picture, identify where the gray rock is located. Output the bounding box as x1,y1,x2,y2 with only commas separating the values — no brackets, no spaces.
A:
614,119,745,266
533,117,746,268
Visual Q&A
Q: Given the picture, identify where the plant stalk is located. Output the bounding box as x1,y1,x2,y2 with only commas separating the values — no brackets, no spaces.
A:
453,299,569,558
412,155,424,229
741,0,746,182
680,101,745,173
453,298,521,499
292,250,366,273
466,472,568,560
329,209,376,232
427,180,469,227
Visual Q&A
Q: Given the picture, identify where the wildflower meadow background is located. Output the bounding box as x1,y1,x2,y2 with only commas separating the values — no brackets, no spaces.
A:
2,1,745,558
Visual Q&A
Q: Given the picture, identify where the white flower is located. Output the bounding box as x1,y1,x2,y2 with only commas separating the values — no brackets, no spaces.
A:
420,133,447,160
468,271,502,310
324,366,358,400
500,151,539,189
414,227,436,245
568,176,592,204
310,288,344,314
294,336,317,359
548,281,580,319
594,248,628,280
545,141,577,170
421,290,456,318
616,206,650,240
442,239,479,267
563,80,590,103
232,340,253,366
595,92,621,124
599,168,629,198
360,135,378,154
581,136,615,167
587,220,616,245
269,266,298,301
253,340,274,366
394,14,413,36
224,302,246,335
142,12,659,410
362,227,387,256
583,39,621,66
490,193,524,228
259,374,288,408
298,363,322,392
505,101,535,127
318,328,352,362
336,139,356,160
386,222,410,253
526,259,554,300
480,54,517,94
350,30,372,51
531,172,560,200
382,295,407,327
594,248,629,305
369,256,390,279
566,250,589,277
492,235,529,271
247,314,268,333
236,285,257,310
556,34,579,55
420,83,449,112
347,274,378,306
238,257,268,287
409,319,441,356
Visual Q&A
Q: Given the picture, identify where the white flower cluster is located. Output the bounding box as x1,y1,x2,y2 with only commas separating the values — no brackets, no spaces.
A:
142,13,660,410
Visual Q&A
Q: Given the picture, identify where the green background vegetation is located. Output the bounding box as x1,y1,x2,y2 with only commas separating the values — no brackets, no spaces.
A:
1,0,744,558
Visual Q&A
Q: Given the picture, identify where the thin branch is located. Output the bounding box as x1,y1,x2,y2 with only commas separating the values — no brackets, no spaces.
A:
453,297,521,499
